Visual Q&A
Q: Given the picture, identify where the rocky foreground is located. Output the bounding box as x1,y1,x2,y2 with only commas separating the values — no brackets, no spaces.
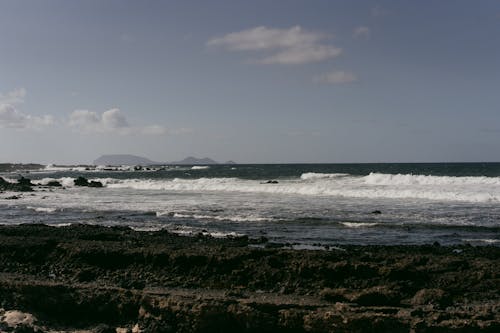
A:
0,224,498,332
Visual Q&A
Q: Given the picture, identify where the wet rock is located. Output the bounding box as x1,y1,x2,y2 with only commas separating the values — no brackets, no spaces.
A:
93,323,115,333
0,177,33,192
17,177,33,187
0,310,37,328
351,286,402,306
411,288,450,307
74,176,90,186
89,181,104,188
0,224,498,332
74,177,103,188
320,288,350,302
371,210,382,214
46,181,62,187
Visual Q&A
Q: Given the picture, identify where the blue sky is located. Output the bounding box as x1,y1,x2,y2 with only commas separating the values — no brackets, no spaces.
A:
1,0,499,164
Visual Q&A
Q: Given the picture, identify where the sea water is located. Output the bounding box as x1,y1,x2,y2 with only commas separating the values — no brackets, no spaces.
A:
1,163,499,246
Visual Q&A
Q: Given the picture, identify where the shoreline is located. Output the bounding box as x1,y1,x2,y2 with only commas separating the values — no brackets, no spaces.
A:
0,224,499,332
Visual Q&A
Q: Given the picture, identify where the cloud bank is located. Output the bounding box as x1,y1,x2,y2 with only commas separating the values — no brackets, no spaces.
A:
0,104,54,129
68,108,173,135
0,88,54,129
207,26,342,65
0,89,187,136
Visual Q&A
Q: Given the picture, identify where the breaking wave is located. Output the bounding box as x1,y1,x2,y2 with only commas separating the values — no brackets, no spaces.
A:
191,166,210,170
364,172,500,186
300,172,350,180
26,172,500,203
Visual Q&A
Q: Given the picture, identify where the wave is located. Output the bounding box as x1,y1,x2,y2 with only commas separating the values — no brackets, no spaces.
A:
28,172,500,203
104,176,500,203
300,172,350,180
364,172,500,186
35,177,77,187
156,211,273,222
27,206,57,213
191,166,209,170
340,222,379,228
462,238,500,244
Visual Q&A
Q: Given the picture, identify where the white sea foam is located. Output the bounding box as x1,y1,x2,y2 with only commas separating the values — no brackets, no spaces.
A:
300,172,350,180
155,211,272,222
340,222,379,228
364,172,500,186
35,177,76,187
27,206,57,213
191,166,209,170
463,238,500,244
167,225,244,238
44,164,89,172
53,223,73,227
102,175,500,203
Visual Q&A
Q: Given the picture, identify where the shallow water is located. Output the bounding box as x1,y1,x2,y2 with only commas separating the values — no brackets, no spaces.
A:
1,163,499,246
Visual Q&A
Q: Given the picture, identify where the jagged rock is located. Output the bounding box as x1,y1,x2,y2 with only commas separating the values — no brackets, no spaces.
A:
0,177,33,192
89,181,104,188
93,323,115,333
17,177,33,186
74,177,103,188
0,310,37,328
411,288,449,307
0,225,498,332
74,176,89,186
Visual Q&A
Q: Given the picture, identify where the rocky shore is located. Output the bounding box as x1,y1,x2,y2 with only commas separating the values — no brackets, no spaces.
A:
0,224,498,332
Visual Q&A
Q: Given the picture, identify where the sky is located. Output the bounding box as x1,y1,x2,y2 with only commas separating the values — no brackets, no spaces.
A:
1,0,500,164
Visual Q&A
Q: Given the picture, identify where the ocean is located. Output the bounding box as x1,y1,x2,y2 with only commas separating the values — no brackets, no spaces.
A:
1,163,499,246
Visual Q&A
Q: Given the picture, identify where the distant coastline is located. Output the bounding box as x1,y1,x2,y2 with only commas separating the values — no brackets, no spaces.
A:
93,154,236,166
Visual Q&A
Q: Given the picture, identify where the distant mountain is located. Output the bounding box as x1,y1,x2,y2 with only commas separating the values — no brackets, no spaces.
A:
93,154,159,166
93,154,233,166
171,156,218,165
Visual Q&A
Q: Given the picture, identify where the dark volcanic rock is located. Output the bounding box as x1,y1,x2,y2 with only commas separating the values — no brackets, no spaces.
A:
0,177,33,192
0,224,498,332
17,177,34,186
74,177,103,188
88,181,103,188
74,176,89,186
46,181,62,187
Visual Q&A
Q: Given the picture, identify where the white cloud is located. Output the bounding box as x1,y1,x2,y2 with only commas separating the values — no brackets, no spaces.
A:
207,26,342,65
353,26,371,39
260,44,341,65
0,104,54,129
68,108,170,135
0,88,27,105
313,70,358,85
0,89,54,129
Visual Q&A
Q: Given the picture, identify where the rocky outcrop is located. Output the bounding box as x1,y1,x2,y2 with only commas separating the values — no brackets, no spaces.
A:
46,180,62,187
0,177,33,192
74,176,103,188
0,224,498,332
